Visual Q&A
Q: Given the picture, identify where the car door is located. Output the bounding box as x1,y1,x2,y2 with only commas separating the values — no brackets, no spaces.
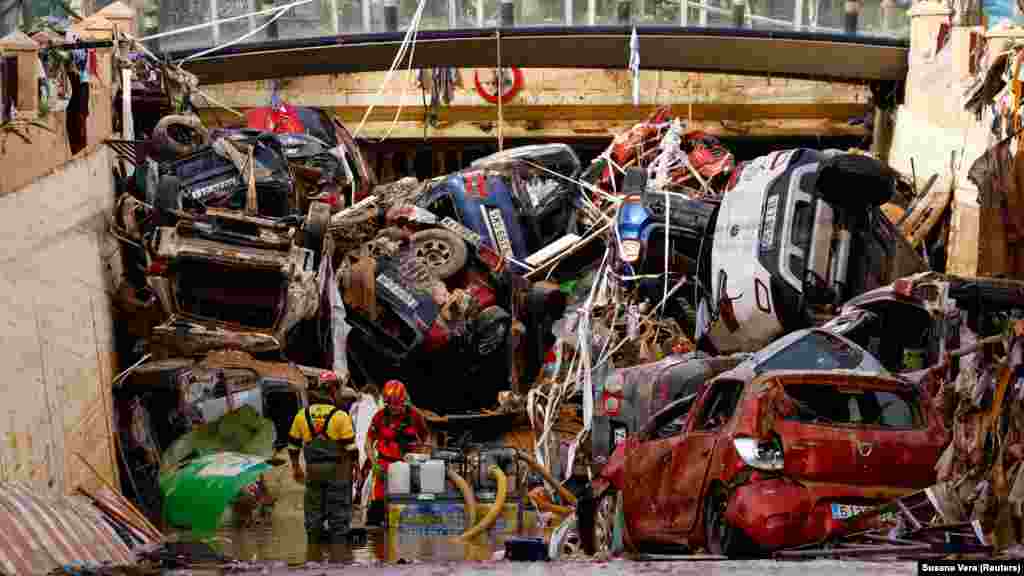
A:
622,398,696,543
662,378,746,537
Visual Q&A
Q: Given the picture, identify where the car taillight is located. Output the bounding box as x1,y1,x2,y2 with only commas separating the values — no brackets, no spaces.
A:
733,437,784,471
619,239,641,263
602,391,623,417
146,260,168,275
894,278,914,298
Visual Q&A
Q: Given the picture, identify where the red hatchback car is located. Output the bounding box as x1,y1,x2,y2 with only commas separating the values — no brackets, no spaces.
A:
596,328,946,557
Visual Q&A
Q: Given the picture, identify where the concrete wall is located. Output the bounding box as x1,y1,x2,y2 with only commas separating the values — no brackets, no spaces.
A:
886,2,988,275
0,145,120,495
0,4,132,494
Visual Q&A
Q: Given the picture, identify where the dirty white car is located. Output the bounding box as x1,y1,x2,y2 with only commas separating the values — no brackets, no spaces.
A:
699,149,927,354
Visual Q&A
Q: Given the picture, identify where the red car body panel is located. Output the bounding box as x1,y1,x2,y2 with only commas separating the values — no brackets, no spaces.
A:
614,368,946,552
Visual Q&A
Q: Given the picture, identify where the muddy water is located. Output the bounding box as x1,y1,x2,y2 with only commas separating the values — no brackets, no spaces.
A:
178,460,547,564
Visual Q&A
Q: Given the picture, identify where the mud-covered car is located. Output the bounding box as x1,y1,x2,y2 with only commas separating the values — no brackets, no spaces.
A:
589,351,749,477
699,149,928,354
334,199,567,414
417,146,598,280
583,328,945,557
824,272,1024,374
244,104,376,209
470,143,583,251
114,129,333,360
144,214,321,359
113,350,312,515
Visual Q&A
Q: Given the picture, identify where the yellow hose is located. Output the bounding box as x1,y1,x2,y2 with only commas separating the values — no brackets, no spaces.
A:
514,449,578,506
446,467,477,529
457,465,507,542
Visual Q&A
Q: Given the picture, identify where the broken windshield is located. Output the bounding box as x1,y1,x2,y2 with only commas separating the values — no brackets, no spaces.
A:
755,330,868,374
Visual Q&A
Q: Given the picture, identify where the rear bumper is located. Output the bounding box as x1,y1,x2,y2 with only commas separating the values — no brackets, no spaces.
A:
149,316,282,357
724,477,915,550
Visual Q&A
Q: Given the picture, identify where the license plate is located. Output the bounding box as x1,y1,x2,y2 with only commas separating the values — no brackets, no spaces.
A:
831,503,873,520
441,216,481,247
760,194,779,250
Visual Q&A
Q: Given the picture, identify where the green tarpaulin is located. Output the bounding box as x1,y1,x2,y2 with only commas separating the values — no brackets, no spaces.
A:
160,452,272,533
159,406,278,533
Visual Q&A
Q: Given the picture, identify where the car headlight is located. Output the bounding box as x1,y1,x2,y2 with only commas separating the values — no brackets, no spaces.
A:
619,239,641,263
733,437,784,471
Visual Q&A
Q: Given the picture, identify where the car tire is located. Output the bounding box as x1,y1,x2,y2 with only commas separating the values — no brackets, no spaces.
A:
704,487,753,558
304,201,331,266
588,490,618,558
816,154,897,207
410,228,469,280
153,114,210,158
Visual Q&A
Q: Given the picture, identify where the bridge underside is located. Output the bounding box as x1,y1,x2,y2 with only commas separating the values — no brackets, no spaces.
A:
178,26,909,85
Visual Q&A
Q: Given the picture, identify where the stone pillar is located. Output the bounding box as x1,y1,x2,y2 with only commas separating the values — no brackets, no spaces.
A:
0,31,39,119
384,0,399,30
732,0,746,27
843,0,861,34
617,0,632,22
881,0,896,32
501,0,515,26
432,150,446,176
405,149,417,177
905,1,953,111
381,151,397,183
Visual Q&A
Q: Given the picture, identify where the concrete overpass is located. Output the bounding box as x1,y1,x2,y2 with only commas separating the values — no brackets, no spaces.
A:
175,26,909,85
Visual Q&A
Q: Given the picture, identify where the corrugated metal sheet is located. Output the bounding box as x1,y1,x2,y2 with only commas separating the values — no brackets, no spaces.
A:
0,481,136,575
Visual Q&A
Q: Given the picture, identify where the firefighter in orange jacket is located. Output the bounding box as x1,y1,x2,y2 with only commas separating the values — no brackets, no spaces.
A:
362,380,429,526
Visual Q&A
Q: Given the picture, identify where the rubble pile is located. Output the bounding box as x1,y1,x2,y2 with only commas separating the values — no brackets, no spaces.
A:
96,62,1024,562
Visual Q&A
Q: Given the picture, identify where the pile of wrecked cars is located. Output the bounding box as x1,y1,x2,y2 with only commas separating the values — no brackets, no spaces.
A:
105,100,1024,561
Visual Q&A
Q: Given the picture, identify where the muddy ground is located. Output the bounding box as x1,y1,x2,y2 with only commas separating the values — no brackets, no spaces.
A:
171,559,919,575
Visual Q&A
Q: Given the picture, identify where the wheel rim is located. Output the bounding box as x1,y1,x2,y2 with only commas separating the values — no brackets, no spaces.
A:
561,528,583,558
594,495,616,555
415,238,452,270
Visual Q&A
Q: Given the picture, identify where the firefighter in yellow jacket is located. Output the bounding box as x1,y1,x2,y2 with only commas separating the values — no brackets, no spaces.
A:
288,371,358,563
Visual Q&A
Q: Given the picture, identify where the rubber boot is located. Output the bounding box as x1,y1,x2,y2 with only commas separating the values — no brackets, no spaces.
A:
366,500,386,527
305,541,323,563
329,542,353,564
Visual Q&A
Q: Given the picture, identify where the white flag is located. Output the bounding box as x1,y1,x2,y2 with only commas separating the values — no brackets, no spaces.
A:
629,26,640,106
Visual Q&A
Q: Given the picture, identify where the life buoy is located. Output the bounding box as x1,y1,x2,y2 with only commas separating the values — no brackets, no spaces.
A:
474,67,524,105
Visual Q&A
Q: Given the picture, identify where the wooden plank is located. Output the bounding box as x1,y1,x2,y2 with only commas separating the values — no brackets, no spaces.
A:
198,114,868,140
204,103,868,124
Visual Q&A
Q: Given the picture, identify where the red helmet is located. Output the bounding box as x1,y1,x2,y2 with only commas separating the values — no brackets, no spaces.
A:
383,380,408,408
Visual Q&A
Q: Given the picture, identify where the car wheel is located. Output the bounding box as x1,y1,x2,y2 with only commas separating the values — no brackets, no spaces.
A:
591,490,617,557
153,114,210,158
410,228,468,280
704,487,752,558
304,201,330,266
816,154,897,207
549,514,584,560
